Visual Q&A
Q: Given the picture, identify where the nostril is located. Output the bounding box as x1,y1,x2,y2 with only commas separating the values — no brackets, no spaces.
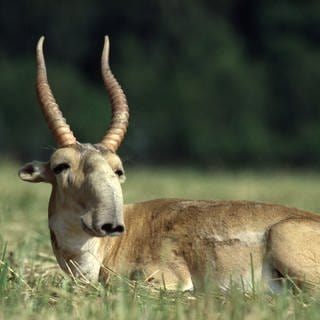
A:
114,225,124,233
101,223,124,235
101,223,113,233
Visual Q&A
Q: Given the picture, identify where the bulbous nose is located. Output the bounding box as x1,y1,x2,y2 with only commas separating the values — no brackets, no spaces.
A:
100,223,124,236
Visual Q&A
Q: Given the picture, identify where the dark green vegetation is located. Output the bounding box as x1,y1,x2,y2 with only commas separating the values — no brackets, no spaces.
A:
1,2,320,167
2,160,320,319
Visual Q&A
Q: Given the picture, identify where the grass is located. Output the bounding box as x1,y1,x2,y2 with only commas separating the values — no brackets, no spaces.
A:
2,159,320,319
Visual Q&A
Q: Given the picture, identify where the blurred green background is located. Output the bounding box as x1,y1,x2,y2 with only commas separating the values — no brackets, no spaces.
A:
1,1,320,168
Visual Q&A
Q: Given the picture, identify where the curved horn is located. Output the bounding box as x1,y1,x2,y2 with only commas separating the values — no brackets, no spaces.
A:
100,36,129,152
36,36,77,146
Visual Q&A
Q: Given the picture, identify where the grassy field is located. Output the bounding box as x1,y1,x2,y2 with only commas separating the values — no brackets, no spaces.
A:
2,159,320,319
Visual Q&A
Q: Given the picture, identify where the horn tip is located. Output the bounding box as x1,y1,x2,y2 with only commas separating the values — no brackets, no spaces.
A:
37,36,45,50
103,36,110,52
102,35,110,66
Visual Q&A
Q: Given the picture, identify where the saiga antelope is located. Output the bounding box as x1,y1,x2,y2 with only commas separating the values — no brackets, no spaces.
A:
19,36,320,292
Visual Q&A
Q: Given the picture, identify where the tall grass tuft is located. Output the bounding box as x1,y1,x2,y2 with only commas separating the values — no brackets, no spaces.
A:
0,241,9,296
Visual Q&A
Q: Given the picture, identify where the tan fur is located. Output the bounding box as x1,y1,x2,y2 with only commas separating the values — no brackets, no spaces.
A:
96,199,320,290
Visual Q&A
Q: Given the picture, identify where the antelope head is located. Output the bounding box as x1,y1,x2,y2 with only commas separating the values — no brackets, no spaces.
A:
19,36,129,238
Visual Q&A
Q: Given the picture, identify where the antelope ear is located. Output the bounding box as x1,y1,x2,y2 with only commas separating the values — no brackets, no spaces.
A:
18,161,53,183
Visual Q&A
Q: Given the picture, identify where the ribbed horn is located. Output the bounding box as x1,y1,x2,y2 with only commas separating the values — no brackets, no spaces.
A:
100,36,129,152
36,36,77,146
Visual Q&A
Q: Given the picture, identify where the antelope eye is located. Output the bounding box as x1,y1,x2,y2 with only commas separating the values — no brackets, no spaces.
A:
115,169,124,177
53,163,70,175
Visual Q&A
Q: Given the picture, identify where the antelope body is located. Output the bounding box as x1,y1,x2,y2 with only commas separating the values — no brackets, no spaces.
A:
19,36,320,291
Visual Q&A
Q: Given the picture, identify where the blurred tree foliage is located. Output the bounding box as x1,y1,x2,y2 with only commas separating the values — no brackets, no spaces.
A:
0,0,320,167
